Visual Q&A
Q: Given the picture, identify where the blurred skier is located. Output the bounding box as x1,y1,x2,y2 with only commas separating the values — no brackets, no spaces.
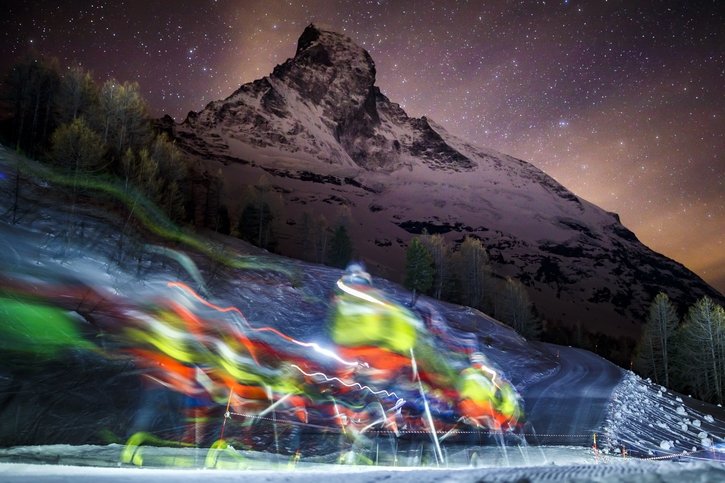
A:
329,263,523,432
457,352,522,430
330,263,421,359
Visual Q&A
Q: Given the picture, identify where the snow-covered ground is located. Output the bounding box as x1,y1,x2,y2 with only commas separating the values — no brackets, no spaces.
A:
0,442,724,482
604,372,725,457
1,458,724,483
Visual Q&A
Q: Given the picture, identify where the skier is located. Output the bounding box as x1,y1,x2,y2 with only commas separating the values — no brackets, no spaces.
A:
457,352,522,430
330,263,421,357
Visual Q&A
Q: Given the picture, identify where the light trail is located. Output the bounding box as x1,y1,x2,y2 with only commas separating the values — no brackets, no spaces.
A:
360,417,385,434
167,281,358,367
471,352,500,388
253,326,359,367
168,281,251,322
290,364,402,402
332,396,347,434
336,279,390,307
411,348,444,466
146,245,208,297
258,393,292,418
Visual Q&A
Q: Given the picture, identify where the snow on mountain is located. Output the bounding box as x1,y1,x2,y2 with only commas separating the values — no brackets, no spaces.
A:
170,24,722,340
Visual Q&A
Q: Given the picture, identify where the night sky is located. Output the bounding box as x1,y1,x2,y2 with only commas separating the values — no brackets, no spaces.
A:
2,0,723,293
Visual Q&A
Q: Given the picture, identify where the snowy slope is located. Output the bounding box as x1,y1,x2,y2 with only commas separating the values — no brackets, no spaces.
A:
604,372,725,457
171,24,723,340
2,458,725,483
0,145,723,467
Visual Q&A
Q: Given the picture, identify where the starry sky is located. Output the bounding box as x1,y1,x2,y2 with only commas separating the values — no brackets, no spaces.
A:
2,0,723,294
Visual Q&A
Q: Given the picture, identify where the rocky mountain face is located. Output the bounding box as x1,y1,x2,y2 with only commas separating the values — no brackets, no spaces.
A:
177,25,474,173
171,24,722,341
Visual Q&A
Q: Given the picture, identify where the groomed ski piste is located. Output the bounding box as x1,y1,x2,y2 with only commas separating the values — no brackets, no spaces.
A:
0,146,724,482
1,449,724,483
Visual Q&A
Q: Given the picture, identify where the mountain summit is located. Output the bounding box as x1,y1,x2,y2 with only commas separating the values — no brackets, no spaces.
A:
172,25,722,346
279,24,377,126
181,24,474,171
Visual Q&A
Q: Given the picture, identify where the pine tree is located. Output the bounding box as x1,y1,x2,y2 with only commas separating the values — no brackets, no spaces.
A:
189,168,220,228
93,79,150,156
56,65,97,124
419,231,450,300
299,211,314,260
50,117,105,173
458,236,490,310
3,53,62,154
149,135,188,222
314,215,330,264
236,175,282,251
634,293,678,386
238,202,275,250
497,277,541,339
300,211,329,263
120,147,135,189
215,205,231,235
95,79,117,145
677,297,725,404
404,238,433,305
327,224,353,268
138,149,161,195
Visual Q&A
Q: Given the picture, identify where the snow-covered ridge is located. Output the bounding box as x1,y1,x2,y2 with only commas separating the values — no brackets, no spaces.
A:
178,24,477,173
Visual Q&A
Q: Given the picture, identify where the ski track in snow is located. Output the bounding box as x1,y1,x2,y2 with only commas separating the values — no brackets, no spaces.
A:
1,460,725,483
523,345,623,443
603,372,725,459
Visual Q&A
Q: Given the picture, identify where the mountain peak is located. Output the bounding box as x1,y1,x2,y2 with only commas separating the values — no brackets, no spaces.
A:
294,24,375,75
270,24,376,113
182,26,476,170
295,23,322,54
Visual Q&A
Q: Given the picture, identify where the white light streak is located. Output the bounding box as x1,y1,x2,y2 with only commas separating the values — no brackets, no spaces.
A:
336,279,390,307
290,364,401,401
